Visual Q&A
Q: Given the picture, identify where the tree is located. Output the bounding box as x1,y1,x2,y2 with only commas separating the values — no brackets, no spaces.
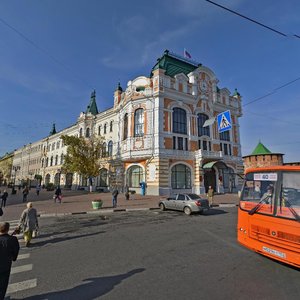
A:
61,135,104,190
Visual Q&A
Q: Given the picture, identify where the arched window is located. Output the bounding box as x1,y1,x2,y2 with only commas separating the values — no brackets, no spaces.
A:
123,114,128,140
50,156,53,166
60,154,64,165
79,128,83,137
108,141,113,157
134,108,144,137
171,164,191,189
99,168,108,187
104,123,107,134
52,143,55,151
56,141,60,149
128,165,143,187
98,125,101,135
86,128,90,138
46,157,49,167
41,158,44,168
197,113,210,137
102,142,107,157
110,121,113,132
55,155,58,165
173,108,187,134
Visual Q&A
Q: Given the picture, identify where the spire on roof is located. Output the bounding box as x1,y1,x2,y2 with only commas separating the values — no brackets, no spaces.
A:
116,82,123,92
233,88,241,97
50,123,57,135
86,90,98,115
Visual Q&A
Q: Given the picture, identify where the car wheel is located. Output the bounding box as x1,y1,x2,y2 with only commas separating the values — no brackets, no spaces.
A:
159,203,166,211
184,206,192,215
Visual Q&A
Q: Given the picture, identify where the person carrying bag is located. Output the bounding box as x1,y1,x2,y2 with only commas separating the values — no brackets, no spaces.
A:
18,202,39,247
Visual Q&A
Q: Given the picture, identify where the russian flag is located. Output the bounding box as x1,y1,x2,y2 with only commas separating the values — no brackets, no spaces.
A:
184,48,192,59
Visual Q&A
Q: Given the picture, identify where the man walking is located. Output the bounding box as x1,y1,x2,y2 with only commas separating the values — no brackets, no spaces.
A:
22,186,29,203
112,187,119,208
0,222,20,300
54,186,62,203
1,190,8,208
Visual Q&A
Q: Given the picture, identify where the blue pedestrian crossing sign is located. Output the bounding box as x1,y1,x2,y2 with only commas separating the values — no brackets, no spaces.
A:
217,110,232,133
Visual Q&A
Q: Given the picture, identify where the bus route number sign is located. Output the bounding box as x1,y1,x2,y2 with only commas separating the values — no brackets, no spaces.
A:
254,173,278,181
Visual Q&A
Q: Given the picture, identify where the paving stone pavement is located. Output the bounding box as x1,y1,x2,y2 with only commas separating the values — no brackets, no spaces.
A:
0,188,239,221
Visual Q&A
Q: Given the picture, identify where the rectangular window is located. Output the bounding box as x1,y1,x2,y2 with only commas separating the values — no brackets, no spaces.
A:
198,140,201,150
173,136,176,150
276,172,300,220
220,131,230,141
203,140,207,151
178,137,183,150
224,144,228,155
185,138,188,151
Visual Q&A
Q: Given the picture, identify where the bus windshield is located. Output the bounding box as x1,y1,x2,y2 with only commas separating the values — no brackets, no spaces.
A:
240,171,300,221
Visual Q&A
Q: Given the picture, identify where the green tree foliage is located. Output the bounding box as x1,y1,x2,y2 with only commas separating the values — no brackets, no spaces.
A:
61,135,103,179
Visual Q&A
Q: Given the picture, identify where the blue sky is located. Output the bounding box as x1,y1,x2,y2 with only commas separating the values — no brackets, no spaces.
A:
1,0,300,162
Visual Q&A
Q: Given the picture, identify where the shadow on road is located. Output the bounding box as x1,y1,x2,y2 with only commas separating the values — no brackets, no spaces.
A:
25,268,145,299
30,231,106,247
201,208,228,216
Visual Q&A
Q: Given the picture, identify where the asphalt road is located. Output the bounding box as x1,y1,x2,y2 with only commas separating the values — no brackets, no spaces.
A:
7,208,300,300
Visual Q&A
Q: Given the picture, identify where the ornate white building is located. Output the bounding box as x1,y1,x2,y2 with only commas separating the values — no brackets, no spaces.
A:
11,50,243,195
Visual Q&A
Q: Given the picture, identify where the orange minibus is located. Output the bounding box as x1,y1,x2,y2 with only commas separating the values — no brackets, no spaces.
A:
237,166,300,268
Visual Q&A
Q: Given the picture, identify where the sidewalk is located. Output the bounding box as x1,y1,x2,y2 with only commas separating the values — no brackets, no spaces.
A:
0,189,239,221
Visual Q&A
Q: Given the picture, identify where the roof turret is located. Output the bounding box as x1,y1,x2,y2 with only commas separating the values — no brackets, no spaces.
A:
251,141,272,155
50,123,57,135
86,90,98,115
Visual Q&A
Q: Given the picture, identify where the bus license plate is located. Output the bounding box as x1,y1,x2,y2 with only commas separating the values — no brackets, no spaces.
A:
262,246,286,258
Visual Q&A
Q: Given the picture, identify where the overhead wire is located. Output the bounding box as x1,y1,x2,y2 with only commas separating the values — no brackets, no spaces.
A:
205,0,300,39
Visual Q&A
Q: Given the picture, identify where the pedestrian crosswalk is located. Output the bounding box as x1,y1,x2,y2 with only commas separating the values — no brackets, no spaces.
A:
6,219,38,296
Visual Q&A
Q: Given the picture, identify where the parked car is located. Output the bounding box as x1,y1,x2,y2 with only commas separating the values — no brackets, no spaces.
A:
158,193,210,215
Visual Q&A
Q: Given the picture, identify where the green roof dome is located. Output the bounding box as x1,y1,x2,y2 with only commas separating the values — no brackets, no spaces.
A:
251,142,272,155
151,49,200,77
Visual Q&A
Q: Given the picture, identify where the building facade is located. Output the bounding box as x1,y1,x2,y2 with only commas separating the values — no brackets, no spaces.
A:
11,50,244,195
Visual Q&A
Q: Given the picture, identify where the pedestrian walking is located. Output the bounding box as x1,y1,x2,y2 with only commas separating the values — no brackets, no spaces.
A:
207,186,214,207
36,184,41,196
0,222,20,300
22,186,29,202
1,190,8,208
112,187,119,208
18,202,39,247
124,184,129,201
53,186,62,203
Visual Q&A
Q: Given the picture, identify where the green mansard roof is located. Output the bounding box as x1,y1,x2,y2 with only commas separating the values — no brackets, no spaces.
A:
86,90,98,115
151,50,201,77
251,142,272,155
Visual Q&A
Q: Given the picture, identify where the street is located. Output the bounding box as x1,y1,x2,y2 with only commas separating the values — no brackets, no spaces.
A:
6,207,300,300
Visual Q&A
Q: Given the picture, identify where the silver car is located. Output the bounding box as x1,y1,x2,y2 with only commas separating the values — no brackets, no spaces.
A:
158,193,210,215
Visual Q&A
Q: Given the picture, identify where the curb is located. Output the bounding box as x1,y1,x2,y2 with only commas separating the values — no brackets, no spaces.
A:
37,205,237,218
38,207,160,218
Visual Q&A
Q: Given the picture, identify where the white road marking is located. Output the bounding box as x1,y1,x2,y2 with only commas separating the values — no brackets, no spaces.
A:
11,264,33,274
18,253,30,260
7,279,37,294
